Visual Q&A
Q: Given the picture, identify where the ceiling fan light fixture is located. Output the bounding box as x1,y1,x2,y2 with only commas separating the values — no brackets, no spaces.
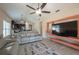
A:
36,9,41,14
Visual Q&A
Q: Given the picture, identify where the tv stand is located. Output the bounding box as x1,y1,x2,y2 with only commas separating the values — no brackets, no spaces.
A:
48,34,79,50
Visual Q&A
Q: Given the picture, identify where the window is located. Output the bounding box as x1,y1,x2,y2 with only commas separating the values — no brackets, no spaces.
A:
52,25,60,33
3,20,11,37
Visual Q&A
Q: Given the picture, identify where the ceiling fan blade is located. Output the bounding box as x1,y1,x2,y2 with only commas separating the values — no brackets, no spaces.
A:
55,9,60,13
26,5,36,10
37,3,40,9
40,3,47,9
42,11,50,13
30,12,35,14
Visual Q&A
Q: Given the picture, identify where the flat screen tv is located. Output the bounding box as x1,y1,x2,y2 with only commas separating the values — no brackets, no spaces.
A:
52,21,77,37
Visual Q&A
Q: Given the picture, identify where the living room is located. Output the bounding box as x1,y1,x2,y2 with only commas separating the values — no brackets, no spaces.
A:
0,3,79,55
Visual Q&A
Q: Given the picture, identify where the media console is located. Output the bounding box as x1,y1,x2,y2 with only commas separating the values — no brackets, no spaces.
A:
48,34,79,50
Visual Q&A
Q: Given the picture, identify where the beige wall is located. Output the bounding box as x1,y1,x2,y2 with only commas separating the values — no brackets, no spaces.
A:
26,7,79,38
41,7,79,38
33,21,40,34
0,9,12,37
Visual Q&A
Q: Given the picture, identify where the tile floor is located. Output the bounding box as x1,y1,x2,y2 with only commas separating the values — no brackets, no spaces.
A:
0,38,79,55
17,39,79,55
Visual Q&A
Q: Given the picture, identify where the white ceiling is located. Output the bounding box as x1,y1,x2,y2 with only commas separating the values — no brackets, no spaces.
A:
0,3,79,23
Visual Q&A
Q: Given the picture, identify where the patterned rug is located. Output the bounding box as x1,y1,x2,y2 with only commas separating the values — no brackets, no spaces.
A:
19,41,58,55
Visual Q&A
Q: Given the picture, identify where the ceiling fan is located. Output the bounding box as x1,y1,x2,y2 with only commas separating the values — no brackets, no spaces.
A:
26,3,51,17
